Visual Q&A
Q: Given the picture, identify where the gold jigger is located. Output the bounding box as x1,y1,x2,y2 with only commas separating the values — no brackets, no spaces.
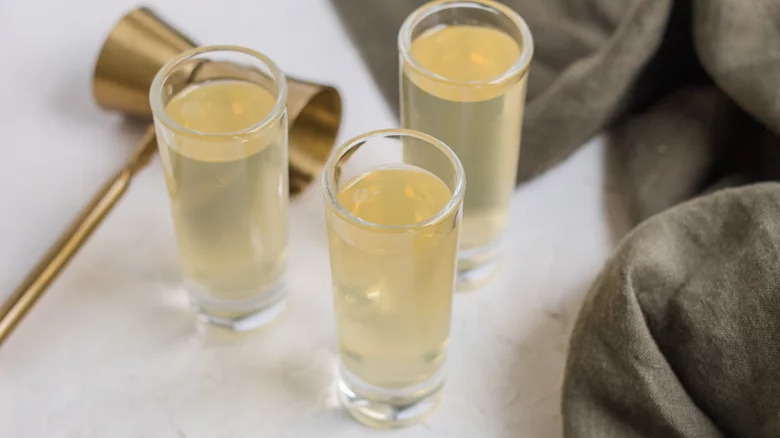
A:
0,8,342,346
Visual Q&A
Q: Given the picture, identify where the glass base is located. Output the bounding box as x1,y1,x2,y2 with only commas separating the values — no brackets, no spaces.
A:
338,365,444,429
187,280,287,332
457,241,502,291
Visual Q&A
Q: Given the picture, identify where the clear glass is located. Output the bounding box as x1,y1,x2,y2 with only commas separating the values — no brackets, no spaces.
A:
322,129,465,428
150,46,289,331
399,0,534,289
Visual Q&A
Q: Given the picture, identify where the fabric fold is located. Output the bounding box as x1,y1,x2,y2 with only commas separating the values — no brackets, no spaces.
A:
563,183,780,437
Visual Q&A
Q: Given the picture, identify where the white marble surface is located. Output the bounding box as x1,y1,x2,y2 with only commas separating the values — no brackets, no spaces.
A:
0,1,628,436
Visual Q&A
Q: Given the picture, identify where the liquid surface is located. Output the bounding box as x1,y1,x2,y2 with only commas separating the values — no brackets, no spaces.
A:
404,24,527,252
410,25,521,83
338,165,452,226
327,166,459,388
165,79,277,133
158,80,288,314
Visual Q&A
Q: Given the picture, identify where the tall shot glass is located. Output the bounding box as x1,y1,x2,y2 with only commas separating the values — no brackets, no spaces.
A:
322,129,465,427
399,0,534,289
150,46,289,330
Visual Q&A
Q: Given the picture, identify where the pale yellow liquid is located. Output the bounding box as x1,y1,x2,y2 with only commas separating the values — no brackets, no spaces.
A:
403,25,527,252
327,166,458,388
157,80,288,309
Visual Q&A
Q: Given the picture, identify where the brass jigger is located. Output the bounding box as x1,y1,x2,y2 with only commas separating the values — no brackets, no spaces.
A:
0,8,342,346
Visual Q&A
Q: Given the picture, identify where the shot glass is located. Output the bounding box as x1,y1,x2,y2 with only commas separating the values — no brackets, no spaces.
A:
150,46,289,331
399,0,534,289
322,129,465,427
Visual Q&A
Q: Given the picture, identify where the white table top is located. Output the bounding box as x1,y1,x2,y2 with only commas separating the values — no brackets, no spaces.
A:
0,1,628,436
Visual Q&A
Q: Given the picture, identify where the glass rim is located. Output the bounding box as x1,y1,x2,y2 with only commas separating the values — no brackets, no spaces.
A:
322,128,466,231
398,0,534,87
149,45,288,138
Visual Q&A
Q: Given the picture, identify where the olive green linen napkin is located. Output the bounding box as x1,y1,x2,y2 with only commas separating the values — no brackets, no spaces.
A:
564,182,780,437
332,0,780,436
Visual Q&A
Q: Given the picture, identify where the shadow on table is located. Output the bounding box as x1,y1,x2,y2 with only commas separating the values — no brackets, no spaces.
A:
51,73,107,126
602,135,636,247
497,281,592,438
51,70,151,145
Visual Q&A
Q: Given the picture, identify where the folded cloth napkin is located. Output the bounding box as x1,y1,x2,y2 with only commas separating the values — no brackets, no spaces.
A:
564,182,780,437
332,0,780,435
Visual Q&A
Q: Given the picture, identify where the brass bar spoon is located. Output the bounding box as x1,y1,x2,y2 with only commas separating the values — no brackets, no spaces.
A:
0,128,157,345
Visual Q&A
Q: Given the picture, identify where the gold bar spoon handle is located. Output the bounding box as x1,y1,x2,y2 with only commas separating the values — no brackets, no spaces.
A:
0,126,157,346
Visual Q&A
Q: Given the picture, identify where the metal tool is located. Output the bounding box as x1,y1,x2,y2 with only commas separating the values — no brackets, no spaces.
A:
0,7,342,345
